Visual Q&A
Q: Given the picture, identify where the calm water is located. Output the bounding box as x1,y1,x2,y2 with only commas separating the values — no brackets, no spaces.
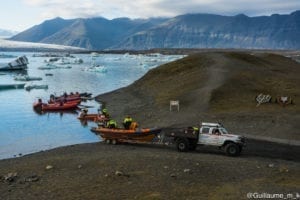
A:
0,52,184,159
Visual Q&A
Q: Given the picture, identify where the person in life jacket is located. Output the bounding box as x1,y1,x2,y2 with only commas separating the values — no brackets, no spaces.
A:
187,126,199,134
102,108,110,118
193,127,199,132
123,116,133,130
107,119,117,129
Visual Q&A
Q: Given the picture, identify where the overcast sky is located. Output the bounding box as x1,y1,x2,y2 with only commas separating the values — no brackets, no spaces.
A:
1,0,300,32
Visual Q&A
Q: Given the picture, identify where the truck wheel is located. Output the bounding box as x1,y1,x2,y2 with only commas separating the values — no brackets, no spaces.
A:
105,139,111,144
111,139,118,145
176,138,189,152
225,143,240,156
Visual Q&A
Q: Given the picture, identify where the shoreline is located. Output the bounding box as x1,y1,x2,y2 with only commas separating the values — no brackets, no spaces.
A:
1,47,300,55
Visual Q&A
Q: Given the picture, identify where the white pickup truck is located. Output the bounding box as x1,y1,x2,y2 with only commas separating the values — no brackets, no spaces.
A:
167,122,246,156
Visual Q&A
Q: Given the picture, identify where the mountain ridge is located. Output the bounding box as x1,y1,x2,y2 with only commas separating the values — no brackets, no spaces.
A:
0,28,18,38
10,11,300,50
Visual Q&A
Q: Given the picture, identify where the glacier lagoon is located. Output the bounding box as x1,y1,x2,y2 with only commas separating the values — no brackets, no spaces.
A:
0,52,185,159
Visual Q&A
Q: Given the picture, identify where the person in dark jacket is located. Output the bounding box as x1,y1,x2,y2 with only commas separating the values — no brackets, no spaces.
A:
123,116,133,129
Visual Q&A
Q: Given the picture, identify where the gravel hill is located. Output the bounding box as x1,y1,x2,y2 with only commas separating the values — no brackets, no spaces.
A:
96,51,300,140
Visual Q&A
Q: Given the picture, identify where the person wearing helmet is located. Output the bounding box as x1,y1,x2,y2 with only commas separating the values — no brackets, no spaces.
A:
102,108,110,118
123,115,133,130
107,119,117,129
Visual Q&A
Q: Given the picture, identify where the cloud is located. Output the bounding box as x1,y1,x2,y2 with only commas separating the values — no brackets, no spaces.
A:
23,0,300,20
148,0,300,16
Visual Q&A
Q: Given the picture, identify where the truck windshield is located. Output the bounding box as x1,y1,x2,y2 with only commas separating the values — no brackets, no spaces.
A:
219,128,228,134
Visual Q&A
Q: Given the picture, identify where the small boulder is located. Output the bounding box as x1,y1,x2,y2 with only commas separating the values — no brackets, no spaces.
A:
4,172,18,182
46,165,53,170
115,171,123,176
268,164,274,168
279,167,289,173
25,175,39,182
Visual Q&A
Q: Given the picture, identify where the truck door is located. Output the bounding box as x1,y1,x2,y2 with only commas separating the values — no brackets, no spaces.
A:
213,128,224,146
198,127,210,144
199,128,220,146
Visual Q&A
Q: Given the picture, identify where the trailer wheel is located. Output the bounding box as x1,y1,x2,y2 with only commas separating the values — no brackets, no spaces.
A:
225,143,240,156
111,139,118,145
105,139,111,144
176,138,189,152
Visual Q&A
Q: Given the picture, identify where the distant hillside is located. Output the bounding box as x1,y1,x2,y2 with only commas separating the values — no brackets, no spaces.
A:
10,11,300,50
11,17,75,42
96,51,300,140
11,17,167,50
117,11,300,50
0,28,18,38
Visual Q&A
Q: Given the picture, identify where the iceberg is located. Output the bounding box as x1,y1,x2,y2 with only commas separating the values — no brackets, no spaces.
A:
0,55,29,71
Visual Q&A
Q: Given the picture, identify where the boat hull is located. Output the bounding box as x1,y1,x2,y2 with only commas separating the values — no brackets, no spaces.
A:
91,127,161,142
78,114,108,121
49,98,81,104
33,101,78,111
78,114,98,120
50,94,83,102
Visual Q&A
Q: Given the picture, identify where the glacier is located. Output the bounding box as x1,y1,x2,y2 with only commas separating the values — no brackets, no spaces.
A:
0,39,86,51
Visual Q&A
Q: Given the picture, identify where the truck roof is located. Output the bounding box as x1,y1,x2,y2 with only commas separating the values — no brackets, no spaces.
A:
201,122,223,127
